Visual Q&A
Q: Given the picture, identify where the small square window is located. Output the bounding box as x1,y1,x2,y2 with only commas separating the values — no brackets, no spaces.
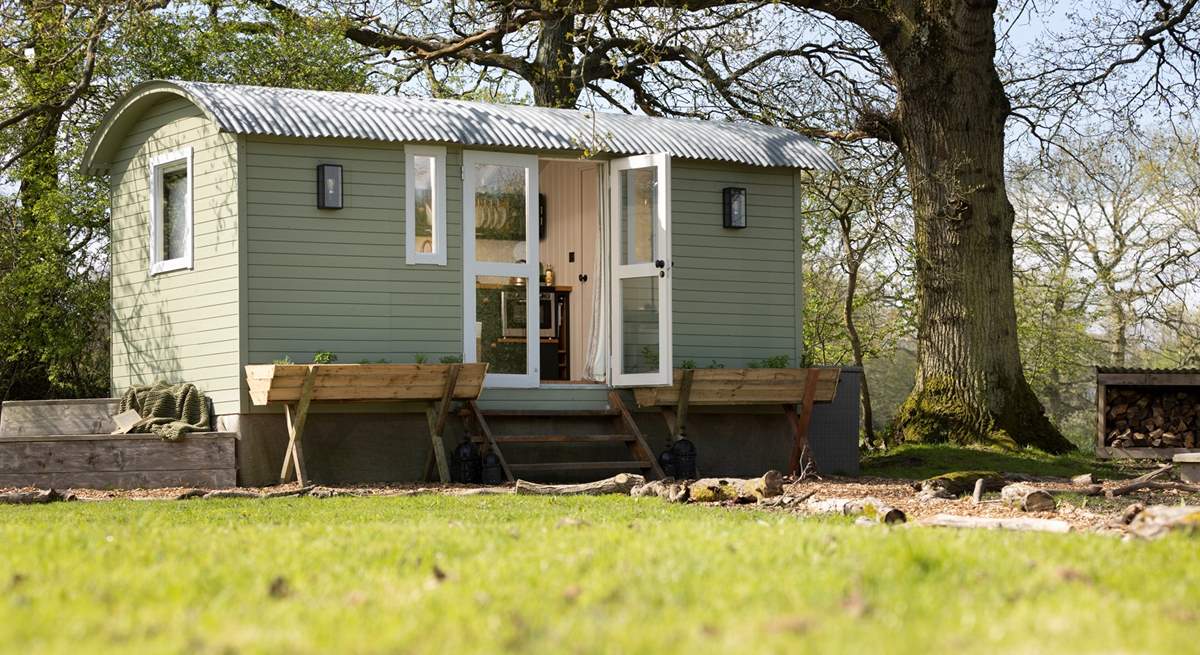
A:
148,147,193,275
406,145,447,265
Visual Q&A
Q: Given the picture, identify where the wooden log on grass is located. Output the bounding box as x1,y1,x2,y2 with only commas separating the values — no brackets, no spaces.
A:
920,514,1072,533
1107,480,1200,497
631,471,784,503
515,473,645,496
0,488,74,504
1000,483,1057,512
1126,505,1200,539
685,471,784,503
806,497,907,524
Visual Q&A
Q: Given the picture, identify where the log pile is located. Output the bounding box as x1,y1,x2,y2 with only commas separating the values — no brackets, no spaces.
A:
1104,387,1200,448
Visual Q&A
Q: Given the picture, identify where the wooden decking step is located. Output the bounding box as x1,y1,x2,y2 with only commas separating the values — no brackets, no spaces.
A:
508,461,653,473
472,434,635,444
478,408,620,417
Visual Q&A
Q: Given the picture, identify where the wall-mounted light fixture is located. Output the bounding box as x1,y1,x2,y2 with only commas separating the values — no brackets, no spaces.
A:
317,164,343,209
723,187,747,229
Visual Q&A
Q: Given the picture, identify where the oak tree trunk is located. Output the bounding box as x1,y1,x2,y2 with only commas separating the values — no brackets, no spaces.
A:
878,3,1073,452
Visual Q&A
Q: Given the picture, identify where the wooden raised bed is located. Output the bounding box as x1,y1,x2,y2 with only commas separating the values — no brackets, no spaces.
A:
0,399,236,489
244,363,488,484
634,367,841,476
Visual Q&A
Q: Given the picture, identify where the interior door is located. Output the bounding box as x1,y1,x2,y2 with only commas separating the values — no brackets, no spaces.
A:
463,151,540,388
609,153,671,387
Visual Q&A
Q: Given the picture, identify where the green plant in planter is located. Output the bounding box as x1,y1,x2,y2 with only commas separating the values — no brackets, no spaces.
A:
273,355,294,365
748,355,790,369
706,360,726,369
440,355,463,364
680,359,697,369
414,354,428,364
313,351,338,364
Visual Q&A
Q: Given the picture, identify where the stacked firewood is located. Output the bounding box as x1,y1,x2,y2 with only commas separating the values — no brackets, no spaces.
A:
1105,387,1200,448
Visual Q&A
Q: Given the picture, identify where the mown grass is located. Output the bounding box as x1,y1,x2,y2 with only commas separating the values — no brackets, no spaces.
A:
2,496,1199,654
862,444,1136,480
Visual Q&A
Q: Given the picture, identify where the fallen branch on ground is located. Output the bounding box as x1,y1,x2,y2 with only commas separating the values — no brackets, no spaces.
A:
516,473,645,496
806,497,906,524
919,514,1072,533
1106,480,1200,497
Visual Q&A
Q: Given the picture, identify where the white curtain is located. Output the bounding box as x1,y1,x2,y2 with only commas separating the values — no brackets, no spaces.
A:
583,171,608,381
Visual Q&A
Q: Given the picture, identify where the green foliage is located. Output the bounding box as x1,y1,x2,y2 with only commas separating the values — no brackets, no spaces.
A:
439,355,463,364
1,496,1197,653
273,355,294,365
312,352,337,365
413,354,428,364
706,360,726,369
679,359,697,369
747,354,791,369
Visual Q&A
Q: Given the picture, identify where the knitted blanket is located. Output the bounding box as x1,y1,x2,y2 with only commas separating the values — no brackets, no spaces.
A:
118,381,212,441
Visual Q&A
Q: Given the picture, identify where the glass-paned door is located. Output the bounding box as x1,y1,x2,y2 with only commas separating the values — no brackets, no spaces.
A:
609,153,671,386
463,152,540,387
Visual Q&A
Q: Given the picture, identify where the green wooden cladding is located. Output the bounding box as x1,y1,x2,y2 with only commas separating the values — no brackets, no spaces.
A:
108,97,804,414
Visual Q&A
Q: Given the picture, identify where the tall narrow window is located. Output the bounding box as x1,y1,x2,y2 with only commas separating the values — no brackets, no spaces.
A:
148,147,193,275
405,145,447,265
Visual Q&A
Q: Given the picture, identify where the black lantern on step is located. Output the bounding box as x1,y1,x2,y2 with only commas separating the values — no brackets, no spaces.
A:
670,437,697,479
658,447,676,479
481,451,504,485
451,439,482,483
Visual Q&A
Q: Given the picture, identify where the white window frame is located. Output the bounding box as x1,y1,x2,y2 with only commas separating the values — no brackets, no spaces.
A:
147,146,194,276
405,145,448,265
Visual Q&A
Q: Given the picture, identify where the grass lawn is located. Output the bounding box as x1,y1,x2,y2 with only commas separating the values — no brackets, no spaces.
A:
2,496,1199,654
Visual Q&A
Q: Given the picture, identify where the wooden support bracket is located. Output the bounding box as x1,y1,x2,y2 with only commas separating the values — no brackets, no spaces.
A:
468,400,514,482
424,364,460,483
786,368,821,477
280,365,318,485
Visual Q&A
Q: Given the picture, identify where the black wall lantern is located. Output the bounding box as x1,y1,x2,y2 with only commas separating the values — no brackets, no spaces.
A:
723,187,747,229
316,164,343,209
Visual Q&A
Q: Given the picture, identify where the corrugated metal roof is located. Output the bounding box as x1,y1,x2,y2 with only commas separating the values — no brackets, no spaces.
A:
164,80,835,170
1096,366,1200,375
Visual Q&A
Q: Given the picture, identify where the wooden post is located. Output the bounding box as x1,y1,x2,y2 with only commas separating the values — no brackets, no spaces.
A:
469,400,514,482
672,368,694,441
786,368,821,477
609,391,667,480
280,365,318,484
424,364,459,483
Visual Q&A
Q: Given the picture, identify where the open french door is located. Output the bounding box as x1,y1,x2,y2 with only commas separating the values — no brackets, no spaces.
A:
463,151,540,388
609,153,672,387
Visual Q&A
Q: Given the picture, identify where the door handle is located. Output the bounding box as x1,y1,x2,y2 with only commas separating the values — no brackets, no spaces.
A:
578,273,588,283
655,259,665,269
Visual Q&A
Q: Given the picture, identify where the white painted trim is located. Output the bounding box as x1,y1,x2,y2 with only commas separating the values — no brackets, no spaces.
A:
404,145,447,265
147,146,193,276
609,153,672,387
462,150,541,388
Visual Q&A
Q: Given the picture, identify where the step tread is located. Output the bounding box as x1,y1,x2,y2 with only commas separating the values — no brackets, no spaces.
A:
508,461,653,472
472,434,635,444
478,409,619,417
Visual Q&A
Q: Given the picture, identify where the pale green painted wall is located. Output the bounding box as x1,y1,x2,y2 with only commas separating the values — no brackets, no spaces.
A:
242,136,464,371
109,96,242,413
669,161,802,368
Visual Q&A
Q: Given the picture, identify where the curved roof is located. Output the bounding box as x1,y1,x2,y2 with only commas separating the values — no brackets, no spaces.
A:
83,80,836,174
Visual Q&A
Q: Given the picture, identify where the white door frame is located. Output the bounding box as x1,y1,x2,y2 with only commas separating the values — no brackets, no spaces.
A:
462,150,541,388
609,153,672,387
